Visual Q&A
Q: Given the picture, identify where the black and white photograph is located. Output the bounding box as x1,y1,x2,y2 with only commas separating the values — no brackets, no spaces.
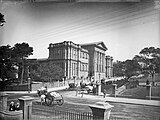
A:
0,0,160,120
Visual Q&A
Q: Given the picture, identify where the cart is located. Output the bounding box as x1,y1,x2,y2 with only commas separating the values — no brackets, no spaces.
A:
37,88,64,106
45,91,64,106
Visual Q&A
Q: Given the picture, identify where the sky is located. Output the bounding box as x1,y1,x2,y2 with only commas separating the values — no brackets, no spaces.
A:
0,1,159,61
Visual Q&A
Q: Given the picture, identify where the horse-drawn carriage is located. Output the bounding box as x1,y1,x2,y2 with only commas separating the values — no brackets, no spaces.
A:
37,87,64,106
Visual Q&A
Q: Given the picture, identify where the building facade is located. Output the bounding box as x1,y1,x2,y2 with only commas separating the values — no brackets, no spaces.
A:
46,41,113,81
48,41,89,79
106,56,113,78
81,42,108,81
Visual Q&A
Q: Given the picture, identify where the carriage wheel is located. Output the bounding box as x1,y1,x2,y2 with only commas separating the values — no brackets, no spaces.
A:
57,95,64,106
45,96,53,106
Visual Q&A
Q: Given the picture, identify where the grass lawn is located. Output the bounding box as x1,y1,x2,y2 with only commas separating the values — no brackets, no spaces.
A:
121,86,160,99
131,74,160,83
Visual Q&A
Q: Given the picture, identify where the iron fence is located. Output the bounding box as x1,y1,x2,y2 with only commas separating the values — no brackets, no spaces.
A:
30,106,128,120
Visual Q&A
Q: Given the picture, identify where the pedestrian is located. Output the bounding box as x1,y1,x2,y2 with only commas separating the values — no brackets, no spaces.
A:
9,101,15,111
15,103,20,111
103,89,107,98
146,79,149,85
40,94,46,105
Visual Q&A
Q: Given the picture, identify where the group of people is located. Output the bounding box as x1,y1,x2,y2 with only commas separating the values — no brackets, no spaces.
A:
38,86,61,105
9,101,20,111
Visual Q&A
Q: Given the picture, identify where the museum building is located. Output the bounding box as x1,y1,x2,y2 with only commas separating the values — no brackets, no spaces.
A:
47,41,113,80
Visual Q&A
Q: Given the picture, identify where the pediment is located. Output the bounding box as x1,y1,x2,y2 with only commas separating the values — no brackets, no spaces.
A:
96,42,108,51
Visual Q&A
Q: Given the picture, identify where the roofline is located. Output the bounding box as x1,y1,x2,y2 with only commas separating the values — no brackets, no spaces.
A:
81,41,108,50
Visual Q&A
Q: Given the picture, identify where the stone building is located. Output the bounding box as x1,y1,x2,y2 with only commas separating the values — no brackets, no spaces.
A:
38,41,113,81
48,41,89,79
106,55,113,78
81,41,108,81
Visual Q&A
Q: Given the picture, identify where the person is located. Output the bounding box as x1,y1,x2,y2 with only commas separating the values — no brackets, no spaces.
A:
40,94,46,105
15,103,20,111
103,89,107,98
9,101,15,111
146,79,149,85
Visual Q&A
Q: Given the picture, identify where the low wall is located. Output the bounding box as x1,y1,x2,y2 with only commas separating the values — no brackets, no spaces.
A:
4,84,29,91
0,110,23,120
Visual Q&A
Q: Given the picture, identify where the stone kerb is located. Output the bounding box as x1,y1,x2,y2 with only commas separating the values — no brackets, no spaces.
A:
89,101,114,120
18,96,34,120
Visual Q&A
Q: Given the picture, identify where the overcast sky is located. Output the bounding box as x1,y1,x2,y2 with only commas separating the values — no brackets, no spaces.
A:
0,1,159,61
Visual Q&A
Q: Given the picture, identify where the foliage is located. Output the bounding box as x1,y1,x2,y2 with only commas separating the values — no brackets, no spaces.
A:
113,61,125,77
68,83,76,88
12,42,33,84
0,45,15,80
0,45,17,91
0,43,33,91
113,60,141,79
0,13,5,26
133,47,160,82
123,59,141,79
33,61,64,82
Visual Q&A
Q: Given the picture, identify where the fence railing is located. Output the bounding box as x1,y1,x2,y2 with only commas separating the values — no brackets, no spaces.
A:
30,106,126,120
31,106,94,120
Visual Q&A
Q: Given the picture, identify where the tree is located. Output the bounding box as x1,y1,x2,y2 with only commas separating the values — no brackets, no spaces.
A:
0,13,5,26
123,59,141,79
0,45,16,91
34,62,64,82
12,42,33,84
113,59,141,80
113,61,125,77
133,47,160,85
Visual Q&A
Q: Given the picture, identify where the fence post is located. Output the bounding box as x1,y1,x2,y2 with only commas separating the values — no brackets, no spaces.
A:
18,96,34,120
0,92,8,112
0,92,23,120
89,101,114,120
146,84,151,100
112,84,117,97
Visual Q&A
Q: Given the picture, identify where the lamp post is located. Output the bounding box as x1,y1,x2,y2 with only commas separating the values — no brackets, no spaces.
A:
99,72,101,83
27,66,31,93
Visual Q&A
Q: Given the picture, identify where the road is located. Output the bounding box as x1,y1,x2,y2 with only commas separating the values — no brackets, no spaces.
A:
7,90,160,120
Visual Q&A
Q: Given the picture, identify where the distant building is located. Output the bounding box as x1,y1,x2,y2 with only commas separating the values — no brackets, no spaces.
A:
106,55,113,78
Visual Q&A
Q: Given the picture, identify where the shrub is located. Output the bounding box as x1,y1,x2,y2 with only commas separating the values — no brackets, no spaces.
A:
69,83,76,88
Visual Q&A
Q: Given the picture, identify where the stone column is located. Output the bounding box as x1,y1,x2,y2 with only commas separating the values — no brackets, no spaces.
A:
146,84,151,100
0,92,8,112
89,102,114,120
112,84,117,97
18,96,34,120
